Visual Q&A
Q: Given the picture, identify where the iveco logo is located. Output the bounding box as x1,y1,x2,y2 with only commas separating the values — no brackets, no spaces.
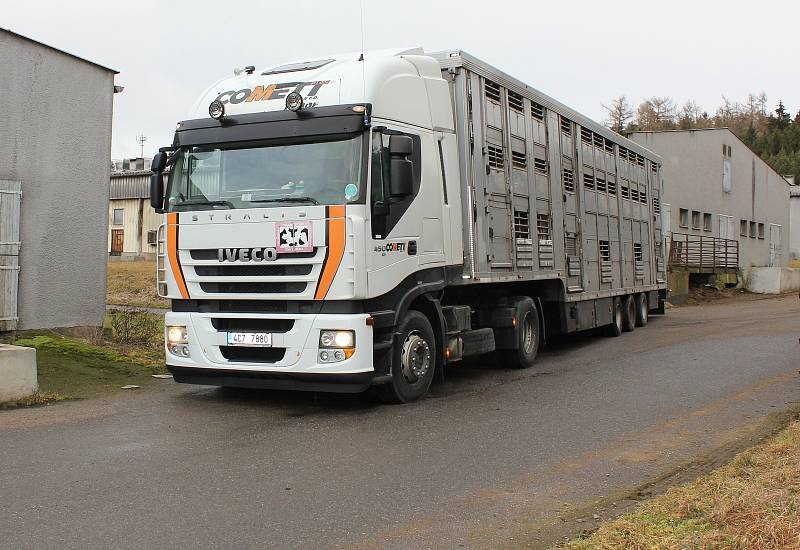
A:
218,248,278,262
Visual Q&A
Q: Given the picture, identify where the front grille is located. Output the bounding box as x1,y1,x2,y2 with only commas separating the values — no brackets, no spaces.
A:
211,318,294,332
190,249,317,261
220,346,286,363
199,282,306,294
194,264,313,277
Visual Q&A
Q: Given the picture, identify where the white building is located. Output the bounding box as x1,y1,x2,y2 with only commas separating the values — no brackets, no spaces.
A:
630,128,791,277
108,165,161,260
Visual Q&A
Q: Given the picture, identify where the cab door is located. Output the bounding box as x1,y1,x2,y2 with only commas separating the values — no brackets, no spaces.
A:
366,127,445,297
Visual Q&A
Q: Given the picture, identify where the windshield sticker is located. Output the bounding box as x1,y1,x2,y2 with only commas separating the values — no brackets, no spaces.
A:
241,193,253,202
215,81,331,105
344,183,358,202
276,221,313,253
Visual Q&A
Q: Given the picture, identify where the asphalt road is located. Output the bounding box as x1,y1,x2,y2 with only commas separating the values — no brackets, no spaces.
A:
2,294,799,549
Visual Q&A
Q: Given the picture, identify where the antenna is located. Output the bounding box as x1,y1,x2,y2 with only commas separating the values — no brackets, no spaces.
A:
136,134,147,159
359,0,366,103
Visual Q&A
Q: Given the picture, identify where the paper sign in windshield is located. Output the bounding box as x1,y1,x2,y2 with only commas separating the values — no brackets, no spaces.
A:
276,221,313,253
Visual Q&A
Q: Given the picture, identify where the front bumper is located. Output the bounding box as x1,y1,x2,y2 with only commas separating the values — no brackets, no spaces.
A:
164,311,375,390
168,366,375,393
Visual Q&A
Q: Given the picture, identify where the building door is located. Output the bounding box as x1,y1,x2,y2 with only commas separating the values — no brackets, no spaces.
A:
719,214,734,240
110,230,124,256
769,224,782,267
0,180,21,331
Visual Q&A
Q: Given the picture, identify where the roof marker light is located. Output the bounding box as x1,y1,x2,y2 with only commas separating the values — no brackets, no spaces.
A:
209,100,225,120
286,92,304,112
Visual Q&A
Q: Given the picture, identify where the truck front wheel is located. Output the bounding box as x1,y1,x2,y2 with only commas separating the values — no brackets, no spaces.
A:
383,310,436,403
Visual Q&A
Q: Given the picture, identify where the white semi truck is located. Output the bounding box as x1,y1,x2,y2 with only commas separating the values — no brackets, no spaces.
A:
150,48,667,402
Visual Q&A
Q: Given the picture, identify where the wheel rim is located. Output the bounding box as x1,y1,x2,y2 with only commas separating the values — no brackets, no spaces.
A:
640,298,648,321
521,312,535,355
400,330,431,383
616,303,623,328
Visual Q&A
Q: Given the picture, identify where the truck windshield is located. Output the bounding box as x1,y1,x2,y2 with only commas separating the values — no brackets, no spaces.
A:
166,134,365,211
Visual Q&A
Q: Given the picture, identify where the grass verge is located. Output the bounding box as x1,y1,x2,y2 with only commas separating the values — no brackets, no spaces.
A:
3,311,168,408
559,419,800,549
106,261,168,309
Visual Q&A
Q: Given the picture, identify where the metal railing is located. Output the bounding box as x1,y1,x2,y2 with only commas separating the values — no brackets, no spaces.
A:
668,233,739,270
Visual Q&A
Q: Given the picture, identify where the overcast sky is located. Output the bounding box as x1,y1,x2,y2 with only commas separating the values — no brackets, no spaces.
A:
6,0,798,159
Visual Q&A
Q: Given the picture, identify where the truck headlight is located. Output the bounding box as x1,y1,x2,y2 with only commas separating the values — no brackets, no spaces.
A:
167,325,190,358
318,330,355,363
167,325,188,344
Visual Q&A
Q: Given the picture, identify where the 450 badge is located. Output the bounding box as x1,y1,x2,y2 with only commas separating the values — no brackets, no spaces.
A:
374,241,407,256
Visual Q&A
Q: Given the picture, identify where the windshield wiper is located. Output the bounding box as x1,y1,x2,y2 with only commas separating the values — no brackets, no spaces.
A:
250,196,320,205
173,199,234,209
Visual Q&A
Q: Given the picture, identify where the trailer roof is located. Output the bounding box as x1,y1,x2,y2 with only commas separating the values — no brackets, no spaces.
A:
431,50,661,163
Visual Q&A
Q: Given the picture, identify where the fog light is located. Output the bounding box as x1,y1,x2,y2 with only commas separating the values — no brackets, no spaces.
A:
209,99,225,120
285,92,304,112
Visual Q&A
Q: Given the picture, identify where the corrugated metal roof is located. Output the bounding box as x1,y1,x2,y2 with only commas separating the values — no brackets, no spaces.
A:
110,172,149,199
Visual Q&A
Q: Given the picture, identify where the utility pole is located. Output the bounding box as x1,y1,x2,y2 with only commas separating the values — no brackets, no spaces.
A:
136,134,147,159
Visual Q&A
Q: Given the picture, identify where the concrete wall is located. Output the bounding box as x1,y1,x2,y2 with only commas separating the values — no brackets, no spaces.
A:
630,129,791,273
790,188,800,260
746,267,800,294
0,30,115,330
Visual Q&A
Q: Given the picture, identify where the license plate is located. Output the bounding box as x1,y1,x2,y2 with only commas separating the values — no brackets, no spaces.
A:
226,332,272,347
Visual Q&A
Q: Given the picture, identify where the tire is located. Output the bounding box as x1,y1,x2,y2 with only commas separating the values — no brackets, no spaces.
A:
622,295,636,332
635,293,649,327
502,297,540,369
382,310,436,403
606,297,623,337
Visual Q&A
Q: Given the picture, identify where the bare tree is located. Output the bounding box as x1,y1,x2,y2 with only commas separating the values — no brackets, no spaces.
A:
636,97,676,130
603,95,634,133
677,100,702,129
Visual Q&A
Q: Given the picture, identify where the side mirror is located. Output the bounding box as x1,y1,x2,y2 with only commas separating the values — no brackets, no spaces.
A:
150,173,165,211
388,135,414,198
151,151,168,173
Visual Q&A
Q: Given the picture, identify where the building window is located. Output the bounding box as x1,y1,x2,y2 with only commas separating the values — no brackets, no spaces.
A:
749,221,757,238
112,208,124,226
757,223,765,239
703,213,712,232
740,220,748,237
691,210,701,229
679,208,689,228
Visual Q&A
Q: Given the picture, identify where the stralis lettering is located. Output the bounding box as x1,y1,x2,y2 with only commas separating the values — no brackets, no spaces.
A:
218,247,278,262
215,81,331,105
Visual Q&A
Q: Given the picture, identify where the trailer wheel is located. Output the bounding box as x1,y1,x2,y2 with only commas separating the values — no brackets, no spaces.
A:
635,293,649,327
503,298,540,369
606,297,623,337
382,310,436,403
622,295,636,332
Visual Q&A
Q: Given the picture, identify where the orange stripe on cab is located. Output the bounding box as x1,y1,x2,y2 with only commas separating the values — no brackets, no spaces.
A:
315,205,346,300
167,212,190,299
